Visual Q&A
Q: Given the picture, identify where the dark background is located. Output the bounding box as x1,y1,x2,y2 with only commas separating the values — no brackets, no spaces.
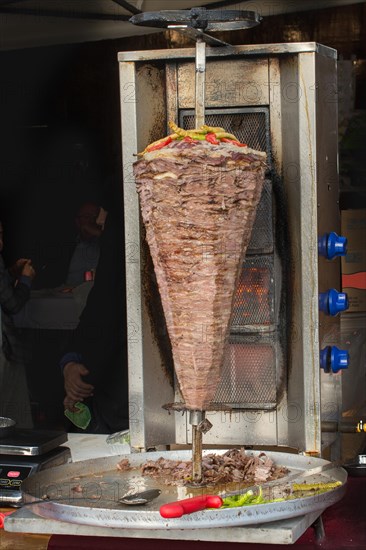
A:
0,2,365,288
0,2,364,428
0,44,119,287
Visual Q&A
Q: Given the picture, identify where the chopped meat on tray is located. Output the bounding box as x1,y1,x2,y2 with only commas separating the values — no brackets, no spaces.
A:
141,449,288,486
116,458,131,472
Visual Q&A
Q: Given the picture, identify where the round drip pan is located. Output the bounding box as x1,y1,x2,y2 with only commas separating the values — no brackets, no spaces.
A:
21,449,347,530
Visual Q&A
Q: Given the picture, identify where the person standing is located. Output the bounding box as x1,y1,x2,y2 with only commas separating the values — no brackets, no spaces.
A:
61,195,128,434
66,202,103,287
0,219,35,428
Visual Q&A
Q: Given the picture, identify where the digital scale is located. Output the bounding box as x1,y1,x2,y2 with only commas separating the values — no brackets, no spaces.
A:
0,429,70,506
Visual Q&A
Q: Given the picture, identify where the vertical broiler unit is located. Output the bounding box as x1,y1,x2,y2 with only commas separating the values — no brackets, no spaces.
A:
119,28,349,459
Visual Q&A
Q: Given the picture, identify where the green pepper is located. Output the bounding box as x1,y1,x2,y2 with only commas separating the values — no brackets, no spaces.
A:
222,487,268,508
188,133,207,140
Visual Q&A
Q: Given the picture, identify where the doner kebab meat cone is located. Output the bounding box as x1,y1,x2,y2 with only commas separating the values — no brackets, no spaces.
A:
133,124,267,411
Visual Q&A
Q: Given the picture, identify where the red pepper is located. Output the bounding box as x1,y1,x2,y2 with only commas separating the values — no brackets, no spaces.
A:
183,136,198,143
146,136,172,152
221,138,247,147
205,133,220,145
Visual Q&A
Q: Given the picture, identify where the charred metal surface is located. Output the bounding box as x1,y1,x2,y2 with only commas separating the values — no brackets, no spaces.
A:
131,61,174,389
141,234,175,388
136,63,167,149
166,63,179,125
272,169,290,407
163,402,187,413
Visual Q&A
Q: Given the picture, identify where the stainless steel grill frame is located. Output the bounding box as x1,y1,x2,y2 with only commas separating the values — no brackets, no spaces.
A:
118,42,341,455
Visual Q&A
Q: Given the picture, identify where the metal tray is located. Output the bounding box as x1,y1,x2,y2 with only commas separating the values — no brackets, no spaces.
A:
21,449,347,529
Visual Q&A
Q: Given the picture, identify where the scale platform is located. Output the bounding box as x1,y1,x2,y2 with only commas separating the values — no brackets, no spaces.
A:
0,429,70,506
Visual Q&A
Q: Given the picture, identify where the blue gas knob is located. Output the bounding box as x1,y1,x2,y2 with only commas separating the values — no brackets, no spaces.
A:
318,232,348,260
319,289,349,316
320,346,350,374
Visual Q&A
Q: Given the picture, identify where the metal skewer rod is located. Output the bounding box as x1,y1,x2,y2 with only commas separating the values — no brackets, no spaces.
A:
190,410,205,483
195,36,206,128
190,34,208,485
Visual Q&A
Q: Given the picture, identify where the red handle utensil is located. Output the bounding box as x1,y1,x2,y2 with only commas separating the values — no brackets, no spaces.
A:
160,494,223,518
0,511,15,529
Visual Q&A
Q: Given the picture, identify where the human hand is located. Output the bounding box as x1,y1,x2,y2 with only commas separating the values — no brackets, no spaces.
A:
81,220,103,239
63,396,81,413
63,362,94,411
21,260,35,280
96,207,108,232
9,258,30,278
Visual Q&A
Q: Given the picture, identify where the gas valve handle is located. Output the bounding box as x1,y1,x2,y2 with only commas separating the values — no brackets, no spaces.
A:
160,494,223,518
319,289,349,316
320,346,350,374
318,232,347,260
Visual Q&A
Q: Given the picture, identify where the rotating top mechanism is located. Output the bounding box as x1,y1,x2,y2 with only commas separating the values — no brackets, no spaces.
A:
130,8,262,126
130,8,261,47
130,7,262,484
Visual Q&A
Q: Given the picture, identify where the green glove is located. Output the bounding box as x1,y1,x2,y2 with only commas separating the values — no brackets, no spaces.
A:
64,402,91,430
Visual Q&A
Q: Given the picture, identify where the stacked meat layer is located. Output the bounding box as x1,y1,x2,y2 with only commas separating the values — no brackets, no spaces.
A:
134,140,266,410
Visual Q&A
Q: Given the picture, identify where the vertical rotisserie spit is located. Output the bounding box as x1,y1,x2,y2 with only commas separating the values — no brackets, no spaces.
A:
133,125,266,480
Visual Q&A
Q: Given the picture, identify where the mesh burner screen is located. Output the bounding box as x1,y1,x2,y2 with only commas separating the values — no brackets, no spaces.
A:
180,108,270,155
179,107,283,410
248,180,273,254
212,337,279,408
231,255,275,330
